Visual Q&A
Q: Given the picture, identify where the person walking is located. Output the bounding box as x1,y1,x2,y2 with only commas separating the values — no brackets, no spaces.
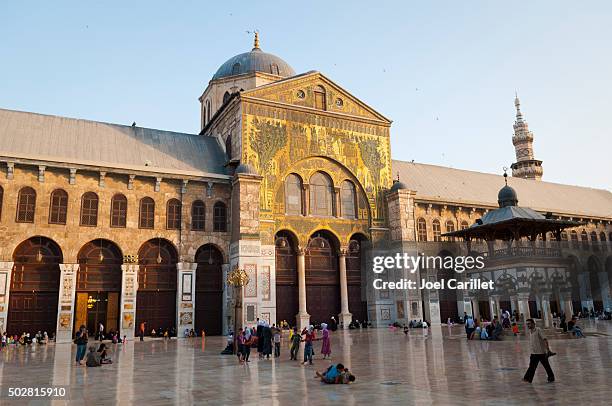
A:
74,325,88,366
273,326,281,358
523,319,555,383
320,323,331,359
302,326,316,365
139,321,146,342
289,327,301,360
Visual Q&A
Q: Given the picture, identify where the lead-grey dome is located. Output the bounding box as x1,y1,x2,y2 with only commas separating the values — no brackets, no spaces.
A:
498,185,518,207
212,36,295,80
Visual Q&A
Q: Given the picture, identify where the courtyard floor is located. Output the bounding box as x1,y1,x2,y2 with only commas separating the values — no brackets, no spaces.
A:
1,320,611,405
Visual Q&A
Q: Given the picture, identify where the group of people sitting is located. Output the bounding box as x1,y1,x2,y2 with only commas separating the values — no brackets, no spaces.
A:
558,315,585,338
85,343,114,367
0,331,53,347
347,319,370,329
465,316,504,340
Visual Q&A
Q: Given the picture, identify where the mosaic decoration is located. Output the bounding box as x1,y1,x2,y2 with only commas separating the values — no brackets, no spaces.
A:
245,304,257,323
381,308,391,321
396,301,405,319
260,312,271,324
122,312,134,329
261,266,271,300
59,313,72,330
180,312,193,325
243,264,257,298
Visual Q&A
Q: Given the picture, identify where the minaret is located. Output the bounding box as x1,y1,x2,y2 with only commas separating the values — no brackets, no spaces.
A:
510,94,543,180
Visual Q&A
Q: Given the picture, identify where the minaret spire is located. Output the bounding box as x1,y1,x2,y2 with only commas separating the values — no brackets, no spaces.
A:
510,94,543,180
253,31,260,50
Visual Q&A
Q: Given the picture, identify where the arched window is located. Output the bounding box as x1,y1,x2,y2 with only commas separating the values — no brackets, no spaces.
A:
309,172,334,216
231,62,241,75
314,85,326,110
340,181,357,219
16,187,36,223
191,200,205,231
445,220,455,241
49,189,68,225
581,230,589,249
460,220,469,230
417,218,427,242
205,100,211,124
166,199,182,230
0,185,3,220
432,219,442,242
110,194,127,228
590,231,599,252
80,192,98,226
285,174,303,215
139,197,155,229
600,232,607,252
223,91,231,104
213,202,227,232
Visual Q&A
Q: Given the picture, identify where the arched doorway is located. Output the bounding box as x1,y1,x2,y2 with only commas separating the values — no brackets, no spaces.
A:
275,231,299,327
136,239,178,336
437,250,459,323
588,256,603,311
8,237,62,335
195,244,223,335
305,231,340,325
347,235,367,322
76,240,122,336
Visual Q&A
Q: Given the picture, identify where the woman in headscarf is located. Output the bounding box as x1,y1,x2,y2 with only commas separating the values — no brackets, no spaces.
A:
243,328,252,362
320,323,331,359
262,322,273,359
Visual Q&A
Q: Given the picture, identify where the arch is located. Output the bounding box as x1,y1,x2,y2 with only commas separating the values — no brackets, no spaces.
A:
139,197,155,229
588,256,603,311
7,236,62,335
49,189,68,225
195,244,224,335
213,201,227,232
417,218,427,241
347,233,368,322
432,219,442,242
166,198,182,230
460,220,469,230
445,220,455,241
16,186,36,223
590,231,599,252
340,180,357,219
305,230,340,324
314,85,326,110
110,193,127,228
600,232,607,252
191,200,206,231
75,239,123,334
275,230,299,327
436,250,459,322
80,192,99,226
309,171,334,217
223,91,231,104
570,230,579,247
580,230,589,249
285,173,304,215
136,239,178,336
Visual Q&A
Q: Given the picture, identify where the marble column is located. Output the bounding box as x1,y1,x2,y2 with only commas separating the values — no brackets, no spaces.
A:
540,294,553,328
562,293,574,318
510,295,519,314
119,263,139,338
489,296,498,319
0,261,14,334
463,296,474,318
296,248,310,330
517,293,531,321
338,249,352,326
55,264,79,343
495,296,502,316
176,262,196,337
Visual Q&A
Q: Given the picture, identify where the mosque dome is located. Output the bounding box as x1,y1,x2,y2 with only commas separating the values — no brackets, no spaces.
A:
212,33,295,80
390,180,408,192
498,185,518,207
235,163,259,176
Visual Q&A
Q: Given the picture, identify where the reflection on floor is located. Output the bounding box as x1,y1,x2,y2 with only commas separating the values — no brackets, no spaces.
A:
1,320,611,405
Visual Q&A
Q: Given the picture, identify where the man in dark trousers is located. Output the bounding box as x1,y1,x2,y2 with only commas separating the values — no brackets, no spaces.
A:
523,319,555,383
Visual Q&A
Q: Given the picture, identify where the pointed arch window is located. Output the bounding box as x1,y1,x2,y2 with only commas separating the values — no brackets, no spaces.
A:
80,192,98,226
110,194,127,228
432,219,442,242
213,201,227,232
49,189,68,225
16,187,36,223
223,91,231,104
139,197,155,229
191,200,205,231
309,171,334,216
314,85,326,110
340,180,357,219
285,174,303,215
417,218,427,242
166,199,182,230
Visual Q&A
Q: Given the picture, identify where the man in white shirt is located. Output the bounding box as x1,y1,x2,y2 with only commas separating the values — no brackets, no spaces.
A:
523,319,555,383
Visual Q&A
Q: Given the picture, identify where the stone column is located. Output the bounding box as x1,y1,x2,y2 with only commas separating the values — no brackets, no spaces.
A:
562,293,574,319
338,248,352,326
510,295,519,314
540,294,553,328
463,296,474,318
0,261,14,334
495,296,502,316
55,264,79,343
296,248,310,330
517,293,531,321
489,296,498,319
119,263,139,338
472,298,480,321
176,262,196,337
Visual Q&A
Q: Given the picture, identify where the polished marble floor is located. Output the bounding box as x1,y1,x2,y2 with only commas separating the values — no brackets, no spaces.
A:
1,320,612,405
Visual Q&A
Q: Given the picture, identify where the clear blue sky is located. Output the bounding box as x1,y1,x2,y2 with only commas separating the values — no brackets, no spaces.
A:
1,1,610,190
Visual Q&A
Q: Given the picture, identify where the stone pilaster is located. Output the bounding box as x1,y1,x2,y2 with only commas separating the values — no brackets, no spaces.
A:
55,264,79,343
120,264,139,337
0,262,14,334
176,262,196,337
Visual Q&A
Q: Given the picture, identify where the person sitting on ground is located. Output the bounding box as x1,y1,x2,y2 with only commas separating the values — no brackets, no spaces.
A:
480,326,489,340
569,317,585,338
491,319,503,340
315,363,347,384
97,343,113,364
86,346,101,367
